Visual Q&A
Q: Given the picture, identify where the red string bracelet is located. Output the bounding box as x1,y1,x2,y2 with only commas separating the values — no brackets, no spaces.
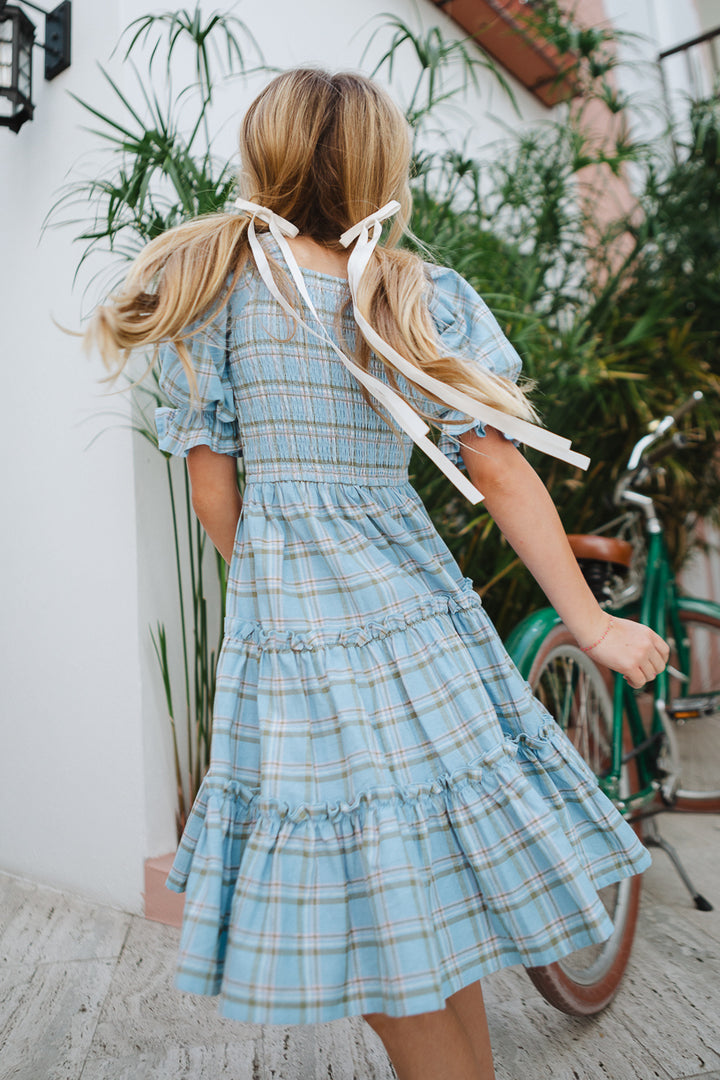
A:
580,616,614,654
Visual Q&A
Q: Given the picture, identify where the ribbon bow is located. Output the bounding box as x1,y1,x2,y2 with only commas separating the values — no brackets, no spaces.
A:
339,201,402,248
233,197,299,238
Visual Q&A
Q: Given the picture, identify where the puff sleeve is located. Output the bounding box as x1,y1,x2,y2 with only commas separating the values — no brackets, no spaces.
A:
425,264,523,470
154,308,243,458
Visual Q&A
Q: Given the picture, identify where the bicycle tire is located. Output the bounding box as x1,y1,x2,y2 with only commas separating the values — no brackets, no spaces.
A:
668,608,720,812
522,625,642,1016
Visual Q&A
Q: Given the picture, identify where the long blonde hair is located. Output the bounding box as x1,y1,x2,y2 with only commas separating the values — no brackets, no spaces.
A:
86,68,536,426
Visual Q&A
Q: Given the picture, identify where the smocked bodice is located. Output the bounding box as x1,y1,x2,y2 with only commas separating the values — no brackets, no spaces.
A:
226,267,412,485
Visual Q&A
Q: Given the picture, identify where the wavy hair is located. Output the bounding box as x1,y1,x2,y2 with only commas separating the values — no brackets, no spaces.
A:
86,68,537,426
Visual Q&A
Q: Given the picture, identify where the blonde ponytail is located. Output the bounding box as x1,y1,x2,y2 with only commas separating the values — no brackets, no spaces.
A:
85,213,250,389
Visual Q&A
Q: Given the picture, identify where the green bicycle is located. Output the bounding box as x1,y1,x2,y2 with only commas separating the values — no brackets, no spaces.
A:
505,391,719,1016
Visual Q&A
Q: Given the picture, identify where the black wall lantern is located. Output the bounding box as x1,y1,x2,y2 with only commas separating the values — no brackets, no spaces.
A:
0,0,71,133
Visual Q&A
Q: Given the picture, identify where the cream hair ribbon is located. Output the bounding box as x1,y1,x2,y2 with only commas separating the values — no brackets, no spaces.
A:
340,201,590,471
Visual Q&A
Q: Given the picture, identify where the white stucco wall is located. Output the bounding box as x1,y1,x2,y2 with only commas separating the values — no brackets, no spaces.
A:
0,0,147,909
1,0,705,912
695,0,720,32
604,0,703,133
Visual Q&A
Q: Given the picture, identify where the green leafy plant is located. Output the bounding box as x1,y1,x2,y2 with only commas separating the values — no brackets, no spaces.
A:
49,6,261,284
363,13,516,131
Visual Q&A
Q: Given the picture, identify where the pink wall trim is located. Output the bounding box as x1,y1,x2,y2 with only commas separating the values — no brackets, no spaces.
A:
561,0,638,269
144,853,185,928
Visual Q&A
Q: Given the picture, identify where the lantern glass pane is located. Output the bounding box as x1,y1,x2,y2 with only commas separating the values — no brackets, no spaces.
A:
0,24,12,90
16,19,33,105
0,54,12,89
0,95,17,119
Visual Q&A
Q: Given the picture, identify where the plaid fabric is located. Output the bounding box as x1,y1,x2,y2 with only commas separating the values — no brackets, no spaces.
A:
156,238,651,1025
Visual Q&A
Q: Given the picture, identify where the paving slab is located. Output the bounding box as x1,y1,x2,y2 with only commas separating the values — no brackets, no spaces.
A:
0,874,130,967
0,957,117,1080
605,903,720,1078
78,1043,262,1080
312,1016,396,1079
487,991,673,1080
82,916,262,1057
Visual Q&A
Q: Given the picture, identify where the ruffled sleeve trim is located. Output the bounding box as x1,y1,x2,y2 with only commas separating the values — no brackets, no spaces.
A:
155,405,243,459
437,418,492,469
424,264,522,470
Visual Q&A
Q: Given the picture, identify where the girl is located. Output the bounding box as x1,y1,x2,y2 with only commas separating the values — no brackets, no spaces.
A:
87,68,668,1080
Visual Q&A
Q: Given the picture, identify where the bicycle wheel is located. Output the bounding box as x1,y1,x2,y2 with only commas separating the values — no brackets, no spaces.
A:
668,609,720,812
522,625,642,1016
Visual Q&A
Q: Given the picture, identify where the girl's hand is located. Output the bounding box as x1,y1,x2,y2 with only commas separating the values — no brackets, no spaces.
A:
579,616,670,689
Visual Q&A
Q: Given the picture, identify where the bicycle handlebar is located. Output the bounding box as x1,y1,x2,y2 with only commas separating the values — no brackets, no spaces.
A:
670,389,705,425
625,390,704,472
614,390,704,509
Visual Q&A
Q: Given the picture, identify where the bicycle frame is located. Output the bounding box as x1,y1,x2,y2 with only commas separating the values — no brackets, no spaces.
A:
612,526,676,809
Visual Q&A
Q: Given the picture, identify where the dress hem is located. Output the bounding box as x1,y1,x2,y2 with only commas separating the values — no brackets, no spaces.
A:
169,850,649,1027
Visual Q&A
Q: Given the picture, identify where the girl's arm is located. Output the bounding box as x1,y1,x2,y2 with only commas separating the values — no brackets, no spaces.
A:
460,427,669,688
186,445,243,564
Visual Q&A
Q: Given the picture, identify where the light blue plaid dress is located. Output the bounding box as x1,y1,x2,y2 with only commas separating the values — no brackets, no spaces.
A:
155,233,650,1025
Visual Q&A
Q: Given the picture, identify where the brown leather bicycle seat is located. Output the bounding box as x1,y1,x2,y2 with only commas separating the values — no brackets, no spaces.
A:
567,535,633,567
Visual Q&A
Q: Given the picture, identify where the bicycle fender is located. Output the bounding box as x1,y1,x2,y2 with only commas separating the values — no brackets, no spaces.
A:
504,607,564,679
677,595,720,622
